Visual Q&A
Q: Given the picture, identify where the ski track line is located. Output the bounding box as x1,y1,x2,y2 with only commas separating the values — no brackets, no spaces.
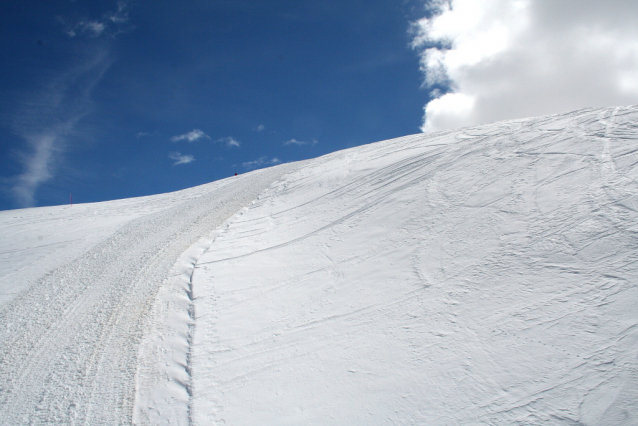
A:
0,163,299,425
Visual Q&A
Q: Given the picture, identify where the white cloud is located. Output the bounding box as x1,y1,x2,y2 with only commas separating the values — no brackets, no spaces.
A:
171,129,210,142
241,156,281,170
11,134,57,208
283,138,318,146
412,0,638,132
81,21,107,37
216,137,241,148
169,152,195,165
257,125,265,132
171,132,240,147
9,49,112,208
61,2,132,39
108,2,130,24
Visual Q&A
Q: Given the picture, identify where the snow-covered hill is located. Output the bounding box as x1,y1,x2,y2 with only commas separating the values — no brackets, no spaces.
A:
2,106,638,425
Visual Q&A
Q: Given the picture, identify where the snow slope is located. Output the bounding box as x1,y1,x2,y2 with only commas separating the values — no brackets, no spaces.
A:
0,164,299,425
1,105,638,425
183,106,638,425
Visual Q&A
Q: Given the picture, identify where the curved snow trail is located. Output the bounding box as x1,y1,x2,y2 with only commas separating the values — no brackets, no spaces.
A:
0,164,298,425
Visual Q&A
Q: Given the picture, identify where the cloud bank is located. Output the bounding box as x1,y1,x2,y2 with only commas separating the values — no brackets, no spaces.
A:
171,129,210,142
412,0,638,132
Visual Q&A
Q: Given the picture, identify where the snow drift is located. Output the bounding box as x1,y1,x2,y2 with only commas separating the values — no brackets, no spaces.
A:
2,106,638,425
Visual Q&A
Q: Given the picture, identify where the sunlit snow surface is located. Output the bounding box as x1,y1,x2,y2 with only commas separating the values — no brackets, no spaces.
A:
2,106,638,425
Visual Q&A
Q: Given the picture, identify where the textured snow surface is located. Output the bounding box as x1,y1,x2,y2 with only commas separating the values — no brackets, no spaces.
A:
187,106,638,425
0,164,299,425
1,106,638,425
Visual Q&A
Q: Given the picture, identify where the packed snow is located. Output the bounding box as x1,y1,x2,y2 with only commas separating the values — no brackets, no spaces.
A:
0,165,299,425
2,106,638,425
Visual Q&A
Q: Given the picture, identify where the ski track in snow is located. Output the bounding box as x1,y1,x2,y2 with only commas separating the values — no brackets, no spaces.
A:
0,164,298,425
1,105,638,425
188,106,638,425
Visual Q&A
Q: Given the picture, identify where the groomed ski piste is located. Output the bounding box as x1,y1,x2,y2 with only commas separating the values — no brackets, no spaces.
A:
1,105,637,425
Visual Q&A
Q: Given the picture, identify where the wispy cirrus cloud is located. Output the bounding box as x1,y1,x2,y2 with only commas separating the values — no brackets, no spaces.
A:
107,2,131,24
11,134,58,208
283,138,318,146
74,21,107,38
412,0,638,132
169,152,195,165
216,137,241,148
9,49,112,208
171,129,210,142
7,2,134,208
241,156,281,170
60,2,133,39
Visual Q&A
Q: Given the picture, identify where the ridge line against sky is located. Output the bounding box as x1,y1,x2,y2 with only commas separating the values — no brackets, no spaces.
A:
1,0,637,210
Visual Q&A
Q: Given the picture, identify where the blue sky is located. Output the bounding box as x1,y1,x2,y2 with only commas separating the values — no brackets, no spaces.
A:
0,0,432,210
2,0,637,210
